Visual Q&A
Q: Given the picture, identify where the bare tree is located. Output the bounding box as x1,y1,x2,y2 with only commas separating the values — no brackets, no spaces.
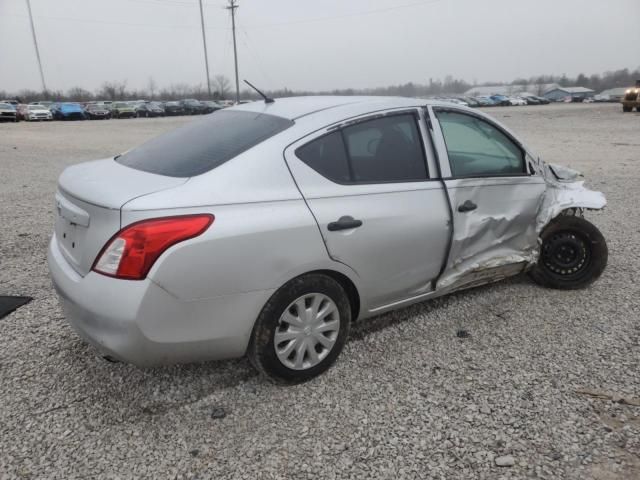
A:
98,82,118,100
97,80,127,100
147,77,157,99
66,86,93,101
116,80,127,99
212,75,231,99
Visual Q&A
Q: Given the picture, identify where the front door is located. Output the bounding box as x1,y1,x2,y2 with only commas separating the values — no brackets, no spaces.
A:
285,110,451,308
429,107,546,289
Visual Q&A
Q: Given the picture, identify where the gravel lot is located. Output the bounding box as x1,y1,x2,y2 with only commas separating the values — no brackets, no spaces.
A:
1,103,639,479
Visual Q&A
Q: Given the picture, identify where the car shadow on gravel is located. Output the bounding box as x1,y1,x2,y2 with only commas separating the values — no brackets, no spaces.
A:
349,274,533,341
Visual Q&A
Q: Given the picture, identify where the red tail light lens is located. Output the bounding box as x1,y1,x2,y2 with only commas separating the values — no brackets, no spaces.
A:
92,214,214,280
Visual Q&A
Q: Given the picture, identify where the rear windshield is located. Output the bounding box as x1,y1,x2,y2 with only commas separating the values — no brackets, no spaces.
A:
116,110,293,177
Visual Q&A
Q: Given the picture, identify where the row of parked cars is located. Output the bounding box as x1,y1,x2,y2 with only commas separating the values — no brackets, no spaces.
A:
0,98,232,122
0,94,553,123
431,94,551,107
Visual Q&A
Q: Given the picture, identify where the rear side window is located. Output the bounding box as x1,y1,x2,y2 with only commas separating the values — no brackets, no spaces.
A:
296,113,428,184
295,132,351,183
117,110,293,177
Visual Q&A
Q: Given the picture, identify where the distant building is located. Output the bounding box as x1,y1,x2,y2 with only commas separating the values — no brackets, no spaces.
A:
544,86,595,101
464,83,559,96
596,87,627,101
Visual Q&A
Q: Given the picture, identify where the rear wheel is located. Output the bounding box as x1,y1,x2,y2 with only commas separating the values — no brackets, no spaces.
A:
248,274,351,384
623,105,632,112
530,215,607,290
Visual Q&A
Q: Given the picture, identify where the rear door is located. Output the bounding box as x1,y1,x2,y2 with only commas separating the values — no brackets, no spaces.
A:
428,106,546,289
285,109,450,309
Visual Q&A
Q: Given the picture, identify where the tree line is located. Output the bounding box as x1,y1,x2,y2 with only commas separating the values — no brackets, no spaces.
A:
2,68,638,103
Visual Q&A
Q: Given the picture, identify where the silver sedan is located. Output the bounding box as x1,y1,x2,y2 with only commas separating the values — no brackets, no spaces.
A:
48,96,608,383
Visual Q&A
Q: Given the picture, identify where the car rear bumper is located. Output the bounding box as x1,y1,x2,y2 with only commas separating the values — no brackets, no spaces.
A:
48,235,273,367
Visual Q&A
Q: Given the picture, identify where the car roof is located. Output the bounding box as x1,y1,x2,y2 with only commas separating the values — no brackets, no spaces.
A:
231,96,440,122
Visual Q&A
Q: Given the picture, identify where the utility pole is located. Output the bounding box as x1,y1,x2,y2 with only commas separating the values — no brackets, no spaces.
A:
26,0,47,93
226,0,240,103
198,0,212,98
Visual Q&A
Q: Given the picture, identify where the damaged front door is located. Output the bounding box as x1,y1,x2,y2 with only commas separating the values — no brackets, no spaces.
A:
430,107,546,289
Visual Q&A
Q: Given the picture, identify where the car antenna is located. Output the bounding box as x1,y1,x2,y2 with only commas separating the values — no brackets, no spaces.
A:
243,79,274,104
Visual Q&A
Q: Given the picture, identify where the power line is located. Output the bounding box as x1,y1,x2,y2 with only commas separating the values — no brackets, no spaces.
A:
3,13,227,30
238,24,274,90
25,0,47,92
241,0,448,29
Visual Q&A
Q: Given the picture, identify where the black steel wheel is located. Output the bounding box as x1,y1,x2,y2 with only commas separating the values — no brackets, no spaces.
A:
530,215,607,290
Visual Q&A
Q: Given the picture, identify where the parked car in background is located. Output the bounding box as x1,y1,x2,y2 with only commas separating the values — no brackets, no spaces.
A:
521,96,541,105
622,81,640,112
23,104,53,121
489,95,511,106
136,102,165,117
532,95,549,104
1,99,19,106
475,96,496,106
180,99,206,115
0,102,17,122
48,96,607,383
508,96,527,106
461,96,480,108
202,101,224,114
30,100,54,108
84,103,112,120
50,103,87,120
16,104,29,121
163,101,185,116
111,102,137,119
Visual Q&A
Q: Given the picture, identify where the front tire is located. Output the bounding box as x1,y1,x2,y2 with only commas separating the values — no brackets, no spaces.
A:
248,274,351,384
530,215,607,290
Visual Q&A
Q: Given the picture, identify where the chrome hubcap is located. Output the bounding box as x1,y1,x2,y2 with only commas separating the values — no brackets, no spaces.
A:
274,293,340,370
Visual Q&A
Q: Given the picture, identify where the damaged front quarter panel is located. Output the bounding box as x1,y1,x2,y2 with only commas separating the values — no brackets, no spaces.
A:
436,160,606,291
536,162,607,234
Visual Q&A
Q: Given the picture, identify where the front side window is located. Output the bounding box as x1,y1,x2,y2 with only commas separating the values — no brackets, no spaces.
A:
296,113,428,184
435,110,525,177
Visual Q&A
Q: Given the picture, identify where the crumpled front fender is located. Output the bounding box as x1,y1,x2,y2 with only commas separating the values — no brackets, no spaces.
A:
536,163,607,233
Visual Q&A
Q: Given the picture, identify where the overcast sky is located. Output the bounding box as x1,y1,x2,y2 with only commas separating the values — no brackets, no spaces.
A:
1,0,639,93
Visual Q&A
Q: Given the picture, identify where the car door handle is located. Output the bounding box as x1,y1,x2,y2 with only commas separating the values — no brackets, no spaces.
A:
327,216,363,231
457,200,477,213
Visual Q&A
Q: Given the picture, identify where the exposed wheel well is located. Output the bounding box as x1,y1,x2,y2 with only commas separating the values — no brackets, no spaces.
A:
311,270,361,321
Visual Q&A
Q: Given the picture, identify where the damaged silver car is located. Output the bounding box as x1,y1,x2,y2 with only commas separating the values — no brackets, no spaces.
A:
48,96,607,383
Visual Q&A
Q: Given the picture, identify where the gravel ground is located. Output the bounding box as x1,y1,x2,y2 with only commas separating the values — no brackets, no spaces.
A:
0,104,639,479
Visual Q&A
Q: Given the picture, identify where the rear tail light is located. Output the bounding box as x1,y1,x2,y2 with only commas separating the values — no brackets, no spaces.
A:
92,214,214,280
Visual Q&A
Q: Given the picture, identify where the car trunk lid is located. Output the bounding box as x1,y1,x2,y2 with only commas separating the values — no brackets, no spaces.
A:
55,158,188,276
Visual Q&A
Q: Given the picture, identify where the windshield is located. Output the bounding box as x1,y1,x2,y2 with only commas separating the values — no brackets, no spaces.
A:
0,103,14,109
28,105,44,110
114,103,128,107
117,110,293,177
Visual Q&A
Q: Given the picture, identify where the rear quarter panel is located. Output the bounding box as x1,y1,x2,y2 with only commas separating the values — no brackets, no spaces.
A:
121,139,364,306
